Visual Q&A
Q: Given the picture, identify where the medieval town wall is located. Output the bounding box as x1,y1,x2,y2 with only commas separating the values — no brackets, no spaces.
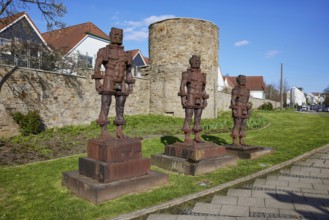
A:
216,91,280,112
0,65,279,137
148,18,219,118
0,66,150,137
0,18,280,137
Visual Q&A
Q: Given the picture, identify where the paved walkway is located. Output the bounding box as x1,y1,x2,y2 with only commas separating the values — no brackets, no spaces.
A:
147,147,329,220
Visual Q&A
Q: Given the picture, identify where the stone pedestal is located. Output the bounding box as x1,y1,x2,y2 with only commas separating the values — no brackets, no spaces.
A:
79,138,150,183
62,137,168,203
225,145,275,159
152,141,237,175
165,142,227,162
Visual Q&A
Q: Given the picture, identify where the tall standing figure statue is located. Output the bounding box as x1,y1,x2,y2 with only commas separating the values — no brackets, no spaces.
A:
92,27,135,139
178,55,209,143
230,75,251,145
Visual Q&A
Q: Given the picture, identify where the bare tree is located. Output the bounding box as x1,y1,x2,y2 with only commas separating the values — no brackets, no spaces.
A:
0,0,66,31
0,1,72,72
264,83,280,101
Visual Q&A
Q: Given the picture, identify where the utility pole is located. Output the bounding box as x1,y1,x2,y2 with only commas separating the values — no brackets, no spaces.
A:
280,63,283,109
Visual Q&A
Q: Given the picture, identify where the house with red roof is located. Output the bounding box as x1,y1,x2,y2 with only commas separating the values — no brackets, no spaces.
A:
224,76,266,99
42,22,110,72
42,23,149,75
217,65,226,91
0,12,49,68
128,49,149,77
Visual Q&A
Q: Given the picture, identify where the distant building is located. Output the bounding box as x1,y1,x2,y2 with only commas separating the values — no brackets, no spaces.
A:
286,87,306,106
306,93,317,105
224,76,265,99
306,92,325,105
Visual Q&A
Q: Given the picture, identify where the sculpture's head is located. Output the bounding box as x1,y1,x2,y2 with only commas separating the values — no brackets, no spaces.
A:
109,27,123,45
236,75,247,87
189,55,201,69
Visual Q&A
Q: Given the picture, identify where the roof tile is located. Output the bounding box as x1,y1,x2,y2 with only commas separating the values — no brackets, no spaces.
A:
41,22,109,54
225,76,265,90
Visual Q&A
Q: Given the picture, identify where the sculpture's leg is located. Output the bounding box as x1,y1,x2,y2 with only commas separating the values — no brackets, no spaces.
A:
97,94,112,138
239,118,247,145
182,108,193,143
231,117,241,145
193,108,203,143
114,95,127,139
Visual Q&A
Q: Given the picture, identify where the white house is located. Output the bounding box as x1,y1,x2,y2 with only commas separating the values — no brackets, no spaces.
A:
286,87,306,106
306,93,317,105
42,22,110,73
224,76,265,99
217,65,226,91
307,92,326,105
42,23,149,75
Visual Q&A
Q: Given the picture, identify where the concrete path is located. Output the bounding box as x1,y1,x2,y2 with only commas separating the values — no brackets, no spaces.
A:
147,147,329,220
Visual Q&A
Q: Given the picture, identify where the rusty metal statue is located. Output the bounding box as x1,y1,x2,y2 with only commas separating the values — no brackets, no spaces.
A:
178,55,209,143
92,27,135,139
230,75,251,145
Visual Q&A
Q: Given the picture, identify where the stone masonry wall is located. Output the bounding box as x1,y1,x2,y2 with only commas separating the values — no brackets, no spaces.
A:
0,18,280,137
0,66,150,137
0,65,278,137
216,91,280,112
149,18,219,118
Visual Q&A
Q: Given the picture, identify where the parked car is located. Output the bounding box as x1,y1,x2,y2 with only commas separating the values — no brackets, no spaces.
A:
323,107,329,112
299,106,308,111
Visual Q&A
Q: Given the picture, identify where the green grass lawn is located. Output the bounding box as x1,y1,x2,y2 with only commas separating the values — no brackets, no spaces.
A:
0,111,328,219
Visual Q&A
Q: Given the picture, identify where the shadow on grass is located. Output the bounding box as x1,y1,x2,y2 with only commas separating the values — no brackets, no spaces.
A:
202,135,228,145
160,135,182,145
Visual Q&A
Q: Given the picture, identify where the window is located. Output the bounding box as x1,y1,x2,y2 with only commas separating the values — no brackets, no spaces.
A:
0,37,10,46
78,54,93,69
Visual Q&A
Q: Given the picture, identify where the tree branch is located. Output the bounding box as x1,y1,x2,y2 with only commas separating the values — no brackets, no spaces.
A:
0,0,13,16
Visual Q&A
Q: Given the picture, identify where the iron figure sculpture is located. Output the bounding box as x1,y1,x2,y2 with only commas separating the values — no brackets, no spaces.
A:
92,27,135,139
230,75,251,145
178,55,209,143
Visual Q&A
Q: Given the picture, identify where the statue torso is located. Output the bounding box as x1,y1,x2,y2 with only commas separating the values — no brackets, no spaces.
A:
103,45,129,82
186,68,205,98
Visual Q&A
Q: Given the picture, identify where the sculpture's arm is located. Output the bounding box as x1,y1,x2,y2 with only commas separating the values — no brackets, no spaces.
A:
125,52,135,94
93,49,104,78
178,72,188,107
230,88,238,109
92,49,105,92
202,73,209,99
178,72,188,96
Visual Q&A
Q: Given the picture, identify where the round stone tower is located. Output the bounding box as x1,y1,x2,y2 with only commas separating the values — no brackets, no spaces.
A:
148,18,219,118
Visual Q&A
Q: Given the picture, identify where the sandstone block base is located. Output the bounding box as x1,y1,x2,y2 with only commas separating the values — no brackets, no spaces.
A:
225,145,275,159
151,154,237,175
63,137,168,203
78,157,150,183
62,170,168,204
87,137,142,162
165,141,227,162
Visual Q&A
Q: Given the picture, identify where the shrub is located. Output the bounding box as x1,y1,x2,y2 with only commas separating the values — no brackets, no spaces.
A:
258,102,273,111
11,112,24,124
11,111,45,136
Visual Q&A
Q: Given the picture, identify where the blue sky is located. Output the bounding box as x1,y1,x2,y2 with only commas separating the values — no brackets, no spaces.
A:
28,0,329,93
